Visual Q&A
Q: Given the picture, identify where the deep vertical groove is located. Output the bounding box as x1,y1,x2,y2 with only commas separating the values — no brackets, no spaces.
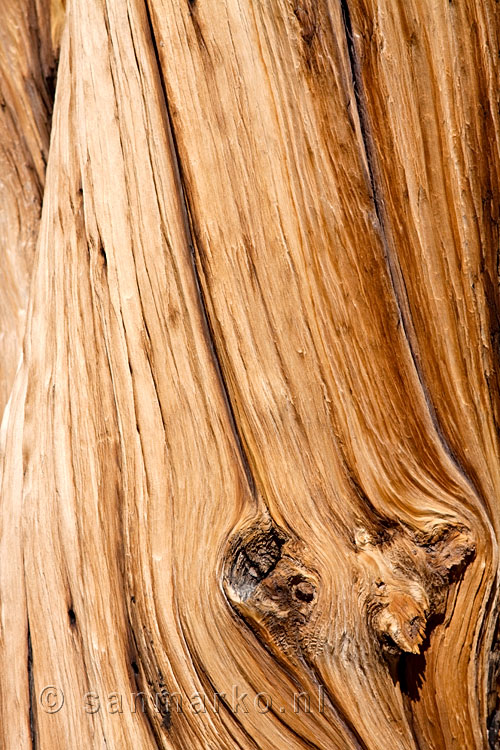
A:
339,3,496,747
339,0,423,374
488,634,500,745
125,621,164,750
27,620,37,750
338,0,485,496
142,0,256,498
339,0,382,228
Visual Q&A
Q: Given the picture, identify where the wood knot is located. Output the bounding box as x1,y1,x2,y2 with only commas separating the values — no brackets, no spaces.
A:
223,517,318,659
362,523,475,657
225,519,286,602
293,579,315,602
369,581,429,655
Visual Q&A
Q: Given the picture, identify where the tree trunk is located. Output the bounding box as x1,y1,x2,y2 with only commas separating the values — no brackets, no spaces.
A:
1,1,499,748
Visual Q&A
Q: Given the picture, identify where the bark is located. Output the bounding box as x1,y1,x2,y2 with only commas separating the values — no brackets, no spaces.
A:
0,0,499,748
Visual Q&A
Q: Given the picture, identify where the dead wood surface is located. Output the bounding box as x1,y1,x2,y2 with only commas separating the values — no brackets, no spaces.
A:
0,1,499,749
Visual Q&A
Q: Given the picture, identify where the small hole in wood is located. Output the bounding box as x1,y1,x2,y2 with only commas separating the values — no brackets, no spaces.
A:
293,581,315,603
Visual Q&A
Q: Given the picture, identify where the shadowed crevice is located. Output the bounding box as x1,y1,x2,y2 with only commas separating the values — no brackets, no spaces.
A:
339,4,495,747
487,600,500,748
338,0,486,499
142,0,257,499
123,613,164,750
27,619,37,750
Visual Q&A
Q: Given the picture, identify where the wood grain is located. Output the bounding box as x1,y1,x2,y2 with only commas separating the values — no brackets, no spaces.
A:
0,2,62,746
0,0,62,419
0,0,498,748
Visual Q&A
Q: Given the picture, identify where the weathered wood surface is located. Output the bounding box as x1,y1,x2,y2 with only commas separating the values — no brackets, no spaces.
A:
0,0,61,417
0,3,61,748
0,1,499,748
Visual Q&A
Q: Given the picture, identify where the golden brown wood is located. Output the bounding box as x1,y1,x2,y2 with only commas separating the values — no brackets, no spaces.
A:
0,0,61,418
0,0,499,748
0,2,62,747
